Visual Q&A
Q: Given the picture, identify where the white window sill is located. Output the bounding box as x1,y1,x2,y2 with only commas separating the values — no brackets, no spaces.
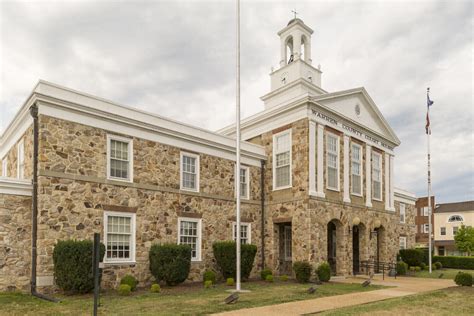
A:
273,185,292,191
326,187,340,192
372,197,383,202
351,192,363,197
180,187,199,193
107,177,133,183
104,261,136,266
191,259,202,263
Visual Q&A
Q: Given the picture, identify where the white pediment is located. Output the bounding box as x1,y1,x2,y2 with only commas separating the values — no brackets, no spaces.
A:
313,88,400,145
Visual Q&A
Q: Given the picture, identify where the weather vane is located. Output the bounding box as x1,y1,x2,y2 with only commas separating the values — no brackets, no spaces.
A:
291,9,298,19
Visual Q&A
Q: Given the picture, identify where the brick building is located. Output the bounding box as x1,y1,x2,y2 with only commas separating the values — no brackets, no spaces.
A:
0,18,416,292
415,196,435,247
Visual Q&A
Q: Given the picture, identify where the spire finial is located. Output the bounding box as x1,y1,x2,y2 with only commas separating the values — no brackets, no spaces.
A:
291,9,298,20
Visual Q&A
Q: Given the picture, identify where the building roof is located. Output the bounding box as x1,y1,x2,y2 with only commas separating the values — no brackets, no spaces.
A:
435,201,474,213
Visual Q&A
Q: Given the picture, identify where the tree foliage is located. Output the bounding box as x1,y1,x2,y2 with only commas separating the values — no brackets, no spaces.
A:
454,225,474,255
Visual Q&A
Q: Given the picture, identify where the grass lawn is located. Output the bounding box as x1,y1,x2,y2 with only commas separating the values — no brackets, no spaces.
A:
410,268,474,280
0,281,384,315
318,286,474,316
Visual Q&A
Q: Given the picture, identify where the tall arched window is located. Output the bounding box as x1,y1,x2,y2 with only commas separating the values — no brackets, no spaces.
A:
448,215,464,222
286,36,294,64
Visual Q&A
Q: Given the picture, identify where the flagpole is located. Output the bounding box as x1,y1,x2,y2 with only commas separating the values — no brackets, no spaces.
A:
427,87,432,274
235,0,241,292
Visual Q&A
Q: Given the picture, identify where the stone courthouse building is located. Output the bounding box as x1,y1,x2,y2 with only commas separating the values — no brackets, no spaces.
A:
0,18,416,292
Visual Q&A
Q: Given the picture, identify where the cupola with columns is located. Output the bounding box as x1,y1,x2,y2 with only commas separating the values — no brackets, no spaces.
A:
261,17,325,109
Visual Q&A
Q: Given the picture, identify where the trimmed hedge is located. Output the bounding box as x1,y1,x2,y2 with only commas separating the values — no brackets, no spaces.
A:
203,270,216,284
293,261,312,283
212,241,257,280
316,262,331,282
260,268,273,280
53,240,105,294
398,249,424,267
396,261,408,275
454,272,473,286
433,256,474,270
149,243,191,286
120,275,138,291
118,284,131,296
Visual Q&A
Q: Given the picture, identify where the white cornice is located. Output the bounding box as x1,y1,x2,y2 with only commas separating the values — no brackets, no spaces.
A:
394,187,417,205
261,78,327,102
0,177,32,196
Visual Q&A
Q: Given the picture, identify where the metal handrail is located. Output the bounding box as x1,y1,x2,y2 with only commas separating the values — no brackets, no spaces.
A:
359,260,397,280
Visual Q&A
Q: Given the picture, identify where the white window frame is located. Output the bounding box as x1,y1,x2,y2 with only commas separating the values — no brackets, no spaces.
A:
399,203,406,223
326,132,340,191
17,139,25,179
106,134,133,182
1,157,7,177
284,225,292,261
236,165,250,200
423,207,429,216
180,152,200,192
272,129,292,190
399,236,407,250
103,211,136,264
232,222,251,244
371,151,382,201
350,142,363,196
178,217,202,261
423,224,429,233
440,227,446,236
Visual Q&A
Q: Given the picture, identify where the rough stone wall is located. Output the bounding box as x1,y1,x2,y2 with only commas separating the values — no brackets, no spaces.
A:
1,125,34,179
35,115,262,290
0,193,32,291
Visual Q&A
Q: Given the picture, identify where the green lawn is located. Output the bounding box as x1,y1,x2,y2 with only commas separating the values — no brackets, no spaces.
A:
0,281,384,316
410,268,474,280
318,286,474,316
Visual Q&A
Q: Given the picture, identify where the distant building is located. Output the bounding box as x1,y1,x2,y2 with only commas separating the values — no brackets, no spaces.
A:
434,200,474,256
415,196,435,248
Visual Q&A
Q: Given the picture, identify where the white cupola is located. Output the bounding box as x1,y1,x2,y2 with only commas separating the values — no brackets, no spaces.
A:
261,18,325,109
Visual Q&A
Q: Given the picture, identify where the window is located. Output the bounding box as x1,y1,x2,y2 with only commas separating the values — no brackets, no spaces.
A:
238,166,250,199
326,133,339,190
233,222,251,244
372,152,382,200
438,246,445,256
1,157,7,177
423,224,429,234
423,207,429,216
284,225,292,261
107,135,133,182
17,139,25,179
104,212,136,263
178,217,202,261
273,130,291,189
453,226,459,235
399,203,406,223
448,215,464,223
351,143,362,195
180,152,200,192
399,236,407,250
440,227,446,235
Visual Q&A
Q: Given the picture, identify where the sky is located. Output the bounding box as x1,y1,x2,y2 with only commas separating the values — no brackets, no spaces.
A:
0,0,472,203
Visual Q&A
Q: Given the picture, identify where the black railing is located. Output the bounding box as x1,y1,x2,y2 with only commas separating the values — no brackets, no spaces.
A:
359,260,397,280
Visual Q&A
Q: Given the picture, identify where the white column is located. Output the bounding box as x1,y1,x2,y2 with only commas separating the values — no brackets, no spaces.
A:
365,145,372,207
390,155,395,211
309,121,317,196
385,153,390,211
343,135,351,203
316,123,325,198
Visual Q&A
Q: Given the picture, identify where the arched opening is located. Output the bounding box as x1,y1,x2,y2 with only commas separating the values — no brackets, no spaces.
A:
327,219,343,275
285,36,294,64
374,225,386,272
301,35,307,61
352,222,367,275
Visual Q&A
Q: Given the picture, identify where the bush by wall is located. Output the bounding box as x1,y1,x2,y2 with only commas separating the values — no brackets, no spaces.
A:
434,261,443,269
118,284,131,296
398,249,424,267
149,244,191,286
53,240,105,294
316,261,331,282
260,268,273,280
265,274,274,282
226,278,235,286
150,284,161,293
203,270,216,284
433,256,474,270
454,272,473,286
212,241,257,280
293,261,312,283
396,261,408,275
120,275,138,291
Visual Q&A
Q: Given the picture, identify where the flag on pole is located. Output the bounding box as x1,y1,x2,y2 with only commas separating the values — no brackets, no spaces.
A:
427,93,434,107
426,89,434,134
425,112,431,135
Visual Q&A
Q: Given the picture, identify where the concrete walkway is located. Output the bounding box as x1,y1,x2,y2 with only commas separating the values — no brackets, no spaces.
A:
214,276,455,316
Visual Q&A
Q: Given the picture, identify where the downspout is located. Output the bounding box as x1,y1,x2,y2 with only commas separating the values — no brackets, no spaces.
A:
260,160,265,269
30,104,58,302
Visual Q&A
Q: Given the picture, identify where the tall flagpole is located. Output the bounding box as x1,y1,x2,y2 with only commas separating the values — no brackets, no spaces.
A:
235,0,242,292
427,87,432,274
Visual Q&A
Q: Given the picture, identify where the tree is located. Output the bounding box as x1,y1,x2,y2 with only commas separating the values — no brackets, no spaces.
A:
454,225,474,256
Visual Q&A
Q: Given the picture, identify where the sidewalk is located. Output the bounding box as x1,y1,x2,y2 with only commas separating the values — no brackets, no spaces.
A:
213,276,455,316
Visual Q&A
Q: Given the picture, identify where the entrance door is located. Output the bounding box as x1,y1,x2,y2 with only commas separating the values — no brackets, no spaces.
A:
278,224,292,275
375,228,380,273
327,222,337,274
352,226,360,274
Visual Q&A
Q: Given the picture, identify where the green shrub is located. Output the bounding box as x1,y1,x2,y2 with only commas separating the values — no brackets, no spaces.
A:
409,266,416,272
415,266,421,272
432,264,437,270
433,256,474,269
212,241,257,280
203,270,216,284
293,261,312,283
396,261,408,275
280,275,289,282
226,278,235,286
53,240,105,294
434,261,443,269
120,275,138,291
316,261,331,282
260,268,273,280
204,280,213,289
399,249,424,267
149,244,191,286
150,283,161,293
265,275,274,283
420,262,427,270
454,272,473,286
118,284,131,296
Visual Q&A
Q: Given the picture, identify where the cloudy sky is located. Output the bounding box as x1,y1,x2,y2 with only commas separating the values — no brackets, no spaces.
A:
0,0,472,203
